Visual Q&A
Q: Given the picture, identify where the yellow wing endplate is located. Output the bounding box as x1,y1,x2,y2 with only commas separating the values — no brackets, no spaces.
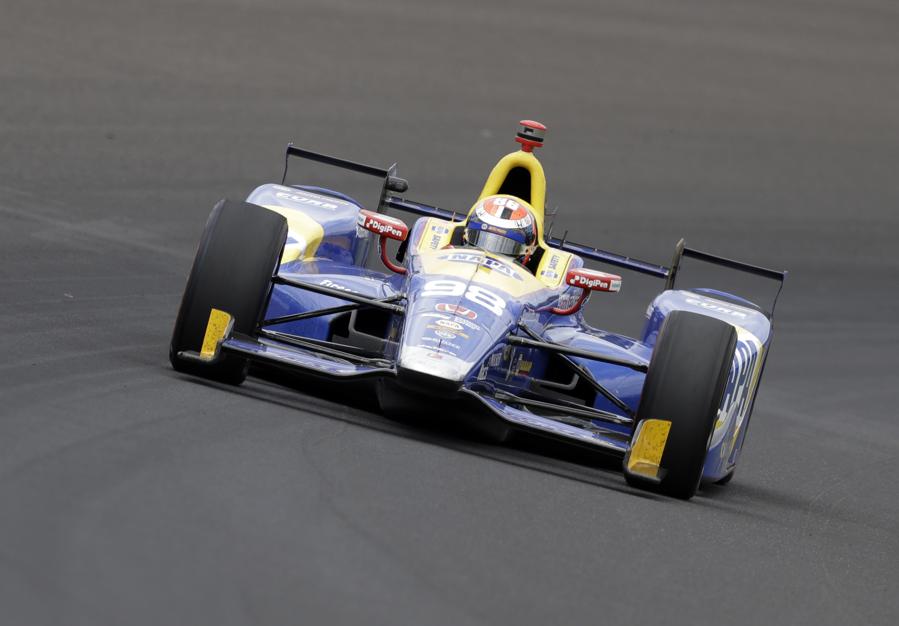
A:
200,308,234,361
625,419,672,481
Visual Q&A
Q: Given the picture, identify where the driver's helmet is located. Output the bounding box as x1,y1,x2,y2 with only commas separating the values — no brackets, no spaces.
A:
464,195,538,263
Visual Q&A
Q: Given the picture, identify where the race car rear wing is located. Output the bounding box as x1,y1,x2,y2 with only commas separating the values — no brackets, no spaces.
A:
664,239,787,316
544,235,787,315
544,235,669,279
279,144,786,314
281,144,409,212
386,197,787,314
665,238,786,284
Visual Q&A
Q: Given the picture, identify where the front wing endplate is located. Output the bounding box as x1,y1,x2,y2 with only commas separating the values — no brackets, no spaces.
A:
200,308,234,360
625,419,671,481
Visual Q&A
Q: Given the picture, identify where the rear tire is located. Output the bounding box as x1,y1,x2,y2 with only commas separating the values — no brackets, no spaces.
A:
169,199,287,384
625,310,736,499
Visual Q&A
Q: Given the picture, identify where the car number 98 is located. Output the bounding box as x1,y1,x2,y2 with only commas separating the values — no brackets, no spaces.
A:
421,280,506,316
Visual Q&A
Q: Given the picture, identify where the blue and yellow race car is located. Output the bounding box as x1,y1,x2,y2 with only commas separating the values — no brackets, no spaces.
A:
170,121,786,499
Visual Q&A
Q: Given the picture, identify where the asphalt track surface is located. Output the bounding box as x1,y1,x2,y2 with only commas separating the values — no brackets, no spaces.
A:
2,1,898,624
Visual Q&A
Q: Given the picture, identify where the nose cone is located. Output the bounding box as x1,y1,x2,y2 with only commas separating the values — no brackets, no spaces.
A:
397,270,481,388
396,346,470,393
396,263,505,388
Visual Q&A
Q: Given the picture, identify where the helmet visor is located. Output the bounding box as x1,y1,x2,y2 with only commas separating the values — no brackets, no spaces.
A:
465,228,528,257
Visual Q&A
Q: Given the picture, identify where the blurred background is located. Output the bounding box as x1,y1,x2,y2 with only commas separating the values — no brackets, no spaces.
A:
1,1,897,624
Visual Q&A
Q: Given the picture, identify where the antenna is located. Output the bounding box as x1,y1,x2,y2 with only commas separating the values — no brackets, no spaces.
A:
545,205,558,240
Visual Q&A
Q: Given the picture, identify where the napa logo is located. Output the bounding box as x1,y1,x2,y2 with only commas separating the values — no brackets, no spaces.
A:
438,252,523,281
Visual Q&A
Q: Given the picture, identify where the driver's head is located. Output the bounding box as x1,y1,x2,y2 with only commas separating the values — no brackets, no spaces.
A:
464,195,538,263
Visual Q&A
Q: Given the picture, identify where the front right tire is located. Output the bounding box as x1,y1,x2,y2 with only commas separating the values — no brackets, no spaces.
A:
169,199,287,384
625,310,737,499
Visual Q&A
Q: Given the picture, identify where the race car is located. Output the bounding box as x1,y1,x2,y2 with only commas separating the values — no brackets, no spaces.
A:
170,120,786,499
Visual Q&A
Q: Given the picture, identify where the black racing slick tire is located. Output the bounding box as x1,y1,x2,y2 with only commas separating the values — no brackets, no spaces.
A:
625,310,737,500
169,199,287,384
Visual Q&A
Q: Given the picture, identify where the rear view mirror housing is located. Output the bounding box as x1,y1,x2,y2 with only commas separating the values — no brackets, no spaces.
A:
357,210,409,241
565,267,621,293
550,268,621,315
357,210,409,274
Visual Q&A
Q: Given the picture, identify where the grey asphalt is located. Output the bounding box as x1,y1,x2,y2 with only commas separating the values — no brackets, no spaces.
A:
1,0,898,624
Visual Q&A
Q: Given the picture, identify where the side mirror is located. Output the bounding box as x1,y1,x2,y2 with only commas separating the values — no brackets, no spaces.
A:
357,210,409,274
386,176,409,193
565,268,621,293
551,268,621,315
358,210,409,241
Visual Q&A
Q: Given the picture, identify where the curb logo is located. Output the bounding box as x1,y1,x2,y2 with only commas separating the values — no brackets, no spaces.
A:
685,297,749,319
275,190,339,210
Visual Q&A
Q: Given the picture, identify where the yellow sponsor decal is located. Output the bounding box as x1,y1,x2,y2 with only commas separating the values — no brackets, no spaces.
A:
535,250,573,289
626,419,672,480
417,217,457,253
200,308,233,360
263,205,325,263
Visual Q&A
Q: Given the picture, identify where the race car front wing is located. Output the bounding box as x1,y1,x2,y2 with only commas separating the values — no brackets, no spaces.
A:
176,283,639,457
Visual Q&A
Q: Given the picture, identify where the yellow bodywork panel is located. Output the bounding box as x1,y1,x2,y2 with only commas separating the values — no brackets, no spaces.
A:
263,205,325,264
200,308,234,360
626,419,672,480
470,149,573,288
477,150,547,222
